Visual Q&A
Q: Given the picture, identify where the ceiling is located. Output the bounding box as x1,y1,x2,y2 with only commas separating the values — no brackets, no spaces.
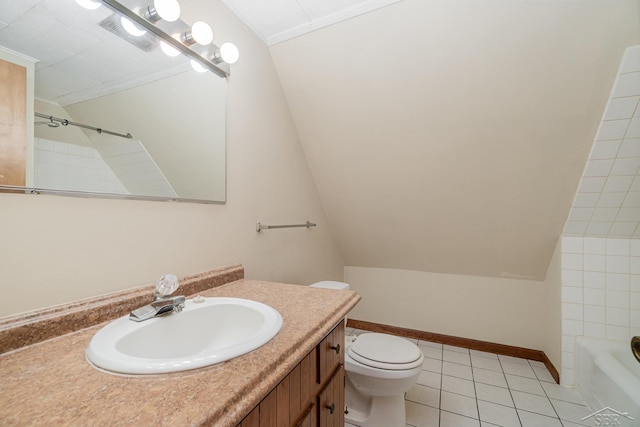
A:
222,0,402,46
256,0,640,280
0,0,189,106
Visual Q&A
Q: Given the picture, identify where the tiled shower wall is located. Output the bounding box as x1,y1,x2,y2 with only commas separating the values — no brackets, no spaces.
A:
560,45,640,386
560,237,640,385
34,137,127,193
564,45,640,237
34,137,177,197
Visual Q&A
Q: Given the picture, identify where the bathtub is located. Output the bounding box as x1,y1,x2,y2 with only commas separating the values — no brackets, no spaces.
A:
575,336,640,421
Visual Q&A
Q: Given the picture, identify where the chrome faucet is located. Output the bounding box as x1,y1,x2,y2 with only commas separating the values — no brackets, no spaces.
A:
130,274,186,322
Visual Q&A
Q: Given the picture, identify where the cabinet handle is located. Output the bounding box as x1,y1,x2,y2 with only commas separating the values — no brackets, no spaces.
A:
326,403,335,414
329,343,341,354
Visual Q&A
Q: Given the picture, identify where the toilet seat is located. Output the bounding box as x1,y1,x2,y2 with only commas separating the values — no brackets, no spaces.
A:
348,333,424,370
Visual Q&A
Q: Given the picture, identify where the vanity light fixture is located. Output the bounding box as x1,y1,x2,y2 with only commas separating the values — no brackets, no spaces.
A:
95,0,237,77
213,43,240,65
182,21,214,46
144,0,181,23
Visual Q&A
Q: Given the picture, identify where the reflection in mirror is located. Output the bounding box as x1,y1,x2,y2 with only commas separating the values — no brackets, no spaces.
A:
0,0,227,203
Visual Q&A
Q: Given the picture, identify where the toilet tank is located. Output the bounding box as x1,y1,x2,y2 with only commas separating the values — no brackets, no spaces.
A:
310,281,350,291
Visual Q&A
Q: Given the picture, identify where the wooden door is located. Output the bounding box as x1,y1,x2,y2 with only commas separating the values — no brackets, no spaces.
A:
0,59,27,186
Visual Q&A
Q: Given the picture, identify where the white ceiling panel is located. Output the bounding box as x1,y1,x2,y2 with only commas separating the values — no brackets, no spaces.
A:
223,0,403,45
0,0,190,106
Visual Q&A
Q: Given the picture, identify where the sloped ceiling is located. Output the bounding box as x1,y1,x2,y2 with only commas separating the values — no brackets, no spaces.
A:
264,0,640,280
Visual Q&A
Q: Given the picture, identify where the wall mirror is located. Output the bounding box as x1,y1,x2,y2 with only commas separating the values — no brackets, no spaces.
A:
0,0,227,203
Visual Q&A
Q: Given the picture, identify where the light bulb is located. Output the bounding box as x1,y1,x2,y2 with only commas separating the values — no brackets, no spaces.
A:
219,43,239,64
160,41,180,57
160,34,181,57
191,21,213,45
190,59,207,73
75,0,101,10
153,0,180,22
121,16,147,37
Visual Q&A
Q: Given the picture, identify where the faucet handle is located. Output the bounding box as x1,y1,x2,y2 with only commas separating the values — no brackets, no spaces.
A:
155,274,180,298
173,296,186,313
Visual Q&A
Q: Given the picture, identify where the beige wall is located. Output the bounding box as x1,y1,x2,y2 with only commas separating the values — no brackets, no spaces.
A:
271,0,640,281
66,72,226,201
0,0,343,317
543,239,563,373
344,266,546,350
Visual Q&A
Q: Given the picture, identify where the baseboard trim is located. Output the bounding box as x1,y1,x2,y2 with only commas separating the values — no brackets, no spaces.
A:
346,319,560,384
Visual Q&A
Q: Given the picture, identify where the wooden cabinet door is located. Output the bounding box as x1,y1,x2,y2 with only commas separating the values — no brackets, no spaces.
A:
0,59,26,186
317,366,344,427
318,321,344,389
236,322,344,427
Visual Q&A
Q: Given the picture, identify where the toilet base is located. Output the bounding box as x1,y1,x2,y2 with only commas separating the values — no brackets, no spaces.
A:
344,376,406,427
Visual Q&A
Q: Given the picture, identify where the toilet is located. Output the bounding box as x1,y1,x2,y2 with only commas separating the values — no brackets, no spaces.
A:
310,281,424,427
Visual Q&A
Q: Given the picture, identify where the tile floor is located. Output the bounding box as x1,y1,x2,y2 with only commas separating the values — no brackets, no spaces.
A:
344,328,596,427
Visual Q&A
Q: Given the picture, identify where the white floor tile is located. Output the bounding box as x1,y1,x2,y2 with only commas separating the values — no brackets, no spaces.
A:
499,354,529,365
441,375,475,398
406,384,440,408
443,349,471,366
528,360,546,368
501,361,537,379
416,370,441,389
348,335,588,427
518,409,563,427
471,355,503,372
505,374,545,396
511,390,556,417
477,400,521,427
405,401,440,427
561,422,591,427
550,399,592,425
418,340,443,349
440,410,481,427
475,382,514,407
441,391,478,419
470,349,499,359
444,344,470,354
531,365,555,383
442,361,473,380
419,345,444,360
473,367,508,388
422,357,442,373
540,382,584,405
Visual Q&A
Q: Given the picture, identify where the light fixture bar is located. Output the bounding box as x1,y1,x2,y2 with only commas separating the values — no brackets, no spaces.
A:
100,0,229,77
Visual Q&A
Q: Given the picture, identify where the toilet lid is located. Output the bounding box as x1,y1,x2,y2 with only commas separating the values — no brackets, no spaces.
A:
348,333,424,370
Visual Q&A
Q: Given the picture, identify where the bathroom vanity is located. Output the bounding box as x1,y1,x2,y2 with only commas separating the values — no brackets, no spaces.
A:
237,321,345,427
0,266,359,426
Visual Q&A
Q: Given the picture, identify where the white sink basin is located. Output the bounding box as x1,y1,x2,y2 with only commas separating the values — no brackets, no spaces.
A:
86,297,283,375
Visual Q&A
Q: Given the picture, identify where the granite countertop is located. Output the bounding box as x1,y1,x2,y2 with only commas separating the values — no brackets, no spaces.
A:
0,279,360,426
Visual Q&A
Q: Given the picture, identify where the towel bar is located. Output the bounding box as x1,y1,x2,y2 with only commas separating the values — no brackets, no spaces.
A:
256,221,316,232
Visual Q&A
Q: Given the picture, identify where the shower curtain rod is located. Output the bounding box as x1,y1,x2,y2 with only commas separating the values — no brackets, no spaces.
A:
35,112,132,140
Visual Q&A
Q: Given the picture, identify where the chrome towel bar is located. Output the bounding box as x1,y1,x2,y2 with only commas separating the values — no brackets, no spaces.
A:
256,221,316,232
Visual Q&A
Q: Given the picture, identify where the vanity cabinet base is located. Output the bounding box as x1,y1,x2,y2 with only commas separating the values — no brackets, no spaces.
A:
237,321,345,427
